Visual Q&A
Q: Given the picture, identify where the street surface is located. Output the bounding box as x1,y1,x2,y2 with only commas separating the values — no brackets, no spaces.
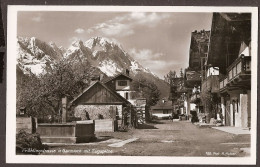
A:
44,120,250,156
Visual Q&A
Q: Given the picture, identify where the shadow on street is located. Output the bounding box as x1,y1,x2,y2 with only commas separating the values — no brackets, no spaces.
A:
137,124,158,129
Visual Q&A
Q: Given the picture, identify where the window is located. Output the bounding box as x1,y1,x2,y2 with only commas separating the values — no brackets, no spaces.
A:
118,80,127,86
163,110,168,114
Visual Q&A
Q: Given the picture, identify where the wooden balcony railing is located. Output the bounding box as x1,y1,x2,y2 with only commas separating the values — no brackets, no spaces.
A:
219,56,251,92
219,77,228,90
227,55,251,82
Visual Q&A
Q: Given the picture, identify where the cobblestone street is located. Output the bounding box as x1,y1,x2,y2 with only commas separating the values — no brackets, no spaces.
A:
45,120,250,156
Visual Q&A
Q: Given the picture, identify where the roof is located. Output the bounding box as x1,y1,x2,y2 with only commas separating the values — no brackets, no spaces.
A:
220,13,251,22
176,86,190,93
103,73,133,83
69,81,131,106
170,77,183,86
151,100,173,110
151,106,173,110
185,70,201,81
207,13,251,74
101,76,113,83
192,30,210,43
151,105,173,110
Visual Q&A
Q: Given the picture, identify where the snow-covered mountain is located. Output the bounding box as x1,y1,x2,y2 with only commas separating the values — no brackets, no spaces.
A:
17,36,169,97
17,37,63,75
64,36,152,77
17,36,153,77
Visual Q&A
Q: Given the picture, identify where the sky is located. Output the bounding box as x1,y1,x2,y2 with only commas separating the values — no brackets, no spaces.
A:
17,11,212,79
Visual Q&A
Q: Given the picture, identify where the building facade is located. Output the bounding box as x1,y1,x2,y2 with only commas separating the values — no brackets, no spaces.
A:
69,81,130,121
180,13,251,127
151,100,173,119
183,30,210,121
104,71,135,105
206,13,251,127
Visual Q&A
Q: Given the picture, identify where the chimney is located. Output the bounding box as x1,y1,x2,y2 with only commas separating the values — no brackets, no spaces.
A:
62,96,67,123
125,69,129,76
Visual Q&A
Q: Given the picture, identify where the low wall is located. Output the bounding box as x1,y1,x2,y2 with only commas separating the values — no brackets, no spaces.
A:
95,119,117,132
37,123,76,137
16,117,37,134
75,120,95,143
37,122,95,143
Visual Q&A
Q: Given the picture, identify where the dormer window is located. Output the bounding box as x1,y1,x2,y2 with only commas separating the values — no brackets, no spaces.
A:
118,80,127,86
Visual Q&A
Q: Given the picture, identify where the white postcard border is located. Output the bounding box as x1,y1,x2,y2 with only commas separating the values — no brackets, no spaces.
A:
6,5,258,165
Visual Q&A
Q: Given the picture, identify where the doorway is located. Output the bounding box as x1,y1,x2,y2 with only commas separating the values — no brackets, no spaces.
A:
225,100,231,126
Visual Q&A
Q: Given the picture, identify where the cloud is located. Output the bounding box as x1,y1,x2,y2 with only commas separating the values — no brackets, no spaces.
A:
74,28,85,34
129,48,181,78
31,15,42,22
130,12,170,27
87,12,170,37
129,48,162,60
130,12,146,20
99,23,134,37
144,60,182,78
68,36,80,43
87,29,94,34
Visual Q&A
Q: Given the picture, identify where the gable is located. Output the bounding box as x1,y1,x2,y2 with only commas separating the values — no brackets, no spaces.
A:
105,74,132,83
72,82,127,105
114,75,132,81
105,75,131,90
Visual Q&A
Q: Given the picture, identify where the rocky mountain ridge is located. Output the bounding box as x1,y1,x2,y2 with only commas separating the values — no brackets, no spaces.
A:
17,36,169,98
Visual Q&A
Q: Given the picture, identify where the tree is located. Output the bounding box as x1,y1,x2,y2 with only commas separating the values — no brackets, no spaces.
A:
180,68,184,78
164,70,181,100
16,59,95,119
131,74,160,108
164,70,176,84
164,69,184,116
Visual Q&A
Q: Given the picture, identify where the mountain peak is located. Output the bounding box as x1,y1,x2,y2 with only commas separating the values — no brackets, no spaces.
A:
17,36,169,98
85,36,121,49
49,41,56,46
71,39,84,47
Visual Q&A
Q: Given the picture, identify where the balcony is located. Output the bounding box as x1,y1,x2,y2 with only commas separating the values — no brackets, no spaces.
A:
184,70,201,88
219,77,228,91
219,56,251,92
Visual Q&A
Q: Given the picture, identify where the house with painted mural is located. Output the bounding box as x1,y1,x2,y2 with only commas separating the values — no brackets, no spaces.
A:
69,81,131,131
